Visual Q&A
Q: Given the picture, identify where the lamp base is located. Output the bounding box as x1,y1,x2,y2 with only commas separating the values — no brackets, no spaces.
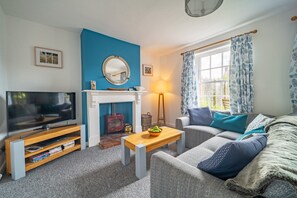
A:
157,93,166,126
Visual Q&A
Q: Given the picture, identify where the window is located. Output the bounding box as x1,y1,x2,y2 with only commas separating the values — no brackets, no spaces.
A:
195,45,230,111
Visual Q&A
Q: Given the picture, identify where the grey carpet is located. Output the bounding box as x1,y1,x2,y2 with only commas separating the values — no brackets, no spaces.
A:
0,144,178,198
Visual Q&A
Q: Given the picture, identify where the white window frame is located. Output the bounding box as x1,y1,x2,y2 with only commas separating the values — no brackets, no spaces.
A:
195,44,231,110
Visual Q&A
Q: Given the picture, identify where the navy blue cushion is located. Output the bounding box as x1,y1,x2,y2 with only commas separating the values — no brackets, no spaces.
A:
210,112,248,133
197,135,267,180
188,107,212,126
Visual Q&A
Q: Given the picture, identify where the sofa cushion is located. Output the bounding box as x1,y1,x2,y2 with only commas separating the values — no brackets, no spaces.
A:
177,146,214,167
210,112,248,133
197,136,267,180
216,131,242,140
245,114,274,132
198,136,234,152
183,125,223,148
236,126,266,141
178,136,233,167
188,107,212,126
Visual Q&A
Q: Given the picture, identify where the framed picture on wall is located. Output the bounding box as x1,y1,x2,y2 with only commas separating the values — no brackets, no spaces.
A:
142,64,153,76
34,47,63,68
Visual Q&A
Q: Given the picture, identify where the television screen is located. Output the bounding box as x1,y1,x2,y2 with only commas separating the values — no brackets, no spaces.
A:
6,91,76,132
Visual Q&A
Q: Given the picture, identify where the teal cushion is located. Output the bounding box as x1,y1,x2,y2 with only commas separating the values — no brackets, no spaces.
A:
236,126,266,141
210,112,248,133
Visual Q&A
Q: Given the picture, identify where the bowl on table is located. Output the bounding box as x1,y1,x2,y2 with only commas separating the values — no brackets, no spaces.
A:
148,126,162,136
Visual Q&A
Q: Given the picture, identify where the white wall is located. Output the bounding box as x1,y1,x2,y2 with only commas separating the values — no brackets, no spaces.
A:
5,15,82,128
141,50,161,124
160,8,297,126
0,4,7,137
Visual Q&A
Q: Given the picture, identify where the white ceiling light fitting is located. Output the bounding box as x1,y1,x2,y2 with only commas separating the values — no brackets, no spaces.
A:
185,0,224,17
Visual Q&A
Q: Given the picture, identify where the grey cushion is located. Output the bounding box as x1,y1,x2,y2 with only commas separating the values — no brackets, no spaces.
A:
199,136,234,152
183,126,223,148
217,131,242,140
177,146,214,167
178,136,233,167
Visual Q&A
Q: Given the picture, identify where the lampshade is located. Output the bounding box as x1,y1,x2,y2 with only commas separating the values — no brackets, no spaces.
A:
155,80,168,94
185,0,223,17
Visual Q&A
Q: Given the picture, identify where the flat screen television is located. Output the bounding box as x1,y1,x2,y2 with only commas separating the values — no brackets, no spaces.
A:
6,91,76,132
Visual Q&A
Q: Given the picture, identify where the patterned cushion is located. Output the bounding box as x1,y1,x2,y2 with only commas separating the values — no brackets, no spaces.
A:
245,114,274,132
197,136,267,180
188,107,213,126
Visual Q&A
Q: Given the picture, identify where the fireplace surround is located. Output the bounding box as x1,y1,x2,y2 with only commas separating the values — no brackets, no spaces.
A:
83,90,145,147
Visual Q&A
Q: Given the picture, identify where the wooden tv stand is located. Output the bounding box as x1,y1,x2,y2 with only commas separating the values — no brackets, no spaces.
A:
5,125,86,180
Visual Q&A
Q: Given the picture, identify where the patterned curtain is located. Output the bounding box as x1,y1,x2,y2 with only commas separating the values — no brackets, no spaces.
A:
229,34,254,113
289,33,297,114
181,51,198,115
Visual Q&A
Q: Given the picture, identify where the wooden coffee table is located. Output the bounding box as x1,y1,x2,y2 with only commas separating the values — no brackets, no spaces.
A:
121,127,185,179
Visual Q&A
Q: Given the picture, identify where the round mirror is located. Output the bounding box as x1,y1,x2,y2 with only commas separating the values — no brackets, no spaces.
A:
102,56,130,85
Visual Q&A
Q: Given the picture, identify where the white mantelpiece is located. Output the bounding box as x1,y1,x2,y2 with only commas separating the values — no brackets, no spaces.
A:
83,90,146,147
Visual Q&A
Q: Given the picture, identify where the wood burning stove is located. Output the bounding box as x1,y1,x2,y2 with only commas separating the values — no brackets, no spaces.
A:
105,113,124,133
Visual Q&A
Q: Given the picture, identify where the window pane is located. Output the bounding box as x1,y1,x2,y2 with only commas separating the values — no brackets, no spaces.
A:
223,66,229,80
214,82,223,96
211,68,222,80
200,83,212,96
199,96,210,107
210,95,223,110
223,51,230,66
201,70,210,81
201,56,210,70
211,53,222,68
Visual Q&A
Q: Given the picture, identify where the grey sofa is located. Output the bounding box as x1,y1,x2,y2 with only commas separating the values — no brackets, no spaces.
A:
150,113,259,198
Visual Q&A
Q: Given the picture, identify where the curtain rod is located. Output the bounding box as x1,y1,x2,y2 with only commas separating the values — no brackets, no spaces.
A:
292,16,297,21
180,29,258,56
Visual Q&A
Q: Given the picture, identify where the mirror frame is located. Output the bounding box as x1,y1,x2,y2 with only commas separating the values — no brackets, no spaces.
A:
102,55,130,85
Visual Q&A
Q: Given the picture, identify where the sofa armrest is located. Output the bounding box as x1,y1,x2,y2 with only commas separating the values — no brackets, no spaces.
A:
175,116,190,130
150,151,240,198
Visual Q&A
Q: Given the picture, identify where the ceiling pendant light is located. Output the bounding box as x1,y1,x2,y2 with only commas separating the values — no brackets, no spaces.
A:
185,0,224,17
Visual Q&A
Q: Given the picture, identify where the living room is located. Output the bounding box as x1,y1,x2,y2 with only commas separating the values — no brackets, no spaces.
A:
0,0,297,197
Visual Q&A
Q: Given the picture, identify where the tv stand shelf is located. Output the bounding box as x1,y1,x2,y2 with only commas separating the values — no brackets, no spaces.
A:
5,125,86,180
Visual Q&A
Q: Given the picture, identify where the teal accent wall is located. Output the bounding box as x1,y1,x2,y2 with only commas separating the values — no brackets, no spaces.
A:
81,29,140,138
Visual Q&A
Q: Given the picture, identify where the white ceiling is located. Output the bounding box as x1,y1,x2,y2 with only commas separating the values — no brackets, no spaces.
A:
1,0,297,56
